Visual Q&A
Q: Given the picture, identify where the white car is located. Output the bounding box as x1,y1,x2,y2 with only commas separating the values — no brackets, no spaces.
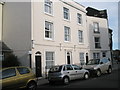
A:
48,64,89,85
83,58,112,77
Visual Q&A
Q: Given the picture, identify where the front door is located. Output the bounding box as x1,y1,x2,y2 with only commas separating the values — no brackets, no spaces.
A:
35,56,42,77
67,52,72,64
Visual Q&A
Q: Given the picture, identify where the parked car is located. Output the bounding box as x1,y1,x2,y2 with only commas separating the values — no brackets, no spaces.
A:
48,64,89,85
83,58,112,77
0,66,37,90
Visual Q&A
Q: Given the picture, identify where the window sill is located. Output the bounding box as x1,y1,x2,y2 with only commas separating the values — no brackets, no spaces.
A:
78,43,84,45
94,31,100,34
44,38,54,42
63,18,70,22
95,47,101,49
44,12,53,17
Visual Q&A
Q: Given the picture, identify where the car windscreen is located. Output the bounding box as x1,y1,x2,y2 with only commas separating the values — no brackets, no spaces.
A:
87,59,100,65
49,66,62,73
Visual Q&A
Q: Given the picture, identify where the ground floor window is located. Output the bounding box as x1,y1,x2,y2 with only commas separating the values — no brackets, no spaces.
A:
45,51,55,69
79,53,85,65
93,53,100,59
102,52,106,57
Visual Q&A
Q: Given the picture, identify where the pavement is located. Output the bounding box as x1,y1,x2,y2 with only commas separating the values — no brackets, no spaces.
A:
37,61,120,86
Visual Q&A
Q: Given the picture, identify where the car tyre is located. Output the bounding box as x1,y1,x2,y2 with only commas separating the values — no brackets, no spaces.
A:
63,77,69,85
107,67,112,74
96,70,101,77
84,73,89,80
27,82,37,90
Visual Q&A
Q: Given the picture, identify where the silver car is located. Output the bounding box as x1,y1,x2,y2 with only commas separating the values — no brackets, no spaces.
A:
48,64,89,84
83,58,112,77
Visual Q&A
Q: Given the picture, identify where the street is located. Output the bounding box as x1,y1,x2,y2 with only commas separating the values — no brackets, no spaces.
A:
37,69,120,89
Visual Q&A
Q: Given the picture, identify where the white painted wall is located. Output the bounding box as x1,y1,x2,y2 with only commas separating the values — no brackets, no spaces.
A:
31,0,89,76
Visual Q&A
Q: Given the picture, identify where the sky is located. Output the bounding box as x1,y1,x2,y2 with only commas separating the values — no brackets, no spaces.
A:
74,0,119,50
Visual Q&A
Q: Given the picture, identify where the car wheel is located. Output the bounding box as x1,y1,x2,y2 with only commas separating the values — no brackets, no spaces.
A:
84,73,89,80
27,82,37,90
63,77,69,85
107,67,112,74
96,70,101,77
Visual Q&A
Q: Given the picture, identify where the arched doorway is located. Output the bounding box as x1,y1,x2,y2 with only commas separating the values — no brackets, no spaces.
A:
66,52,72,64
35,51,42,77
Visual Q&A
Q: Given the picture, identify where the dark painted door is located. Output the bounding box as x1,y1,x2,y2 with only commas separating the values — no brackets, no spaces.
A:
67,56,71,64
35,56,42,77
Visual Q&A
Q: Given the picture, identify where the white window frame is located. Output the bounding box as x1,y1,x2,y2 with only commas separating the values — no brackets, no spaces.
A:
44,0,53,15
78,30,83,43
93,22,99,33
45,51,55,69
79,52,85,65
45,21,54,40
93,52,100,59
94,37,101,48
64,26,71,42
63,7,70,20
77,13,82,25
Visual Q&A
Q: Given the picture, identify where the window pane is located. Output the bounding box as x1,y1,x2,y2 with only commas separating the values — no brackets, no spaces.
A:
77,13,82,24
45,21,53,39
93,22,99,32
79,53,84,65
45,0,52,14
78,30,83,43
66,65,73,70
2,68,16,79
64,26,70,41
46,52,54,69
94,37,101,48
93,53,100,59
17,67,30,75
63,7,69,20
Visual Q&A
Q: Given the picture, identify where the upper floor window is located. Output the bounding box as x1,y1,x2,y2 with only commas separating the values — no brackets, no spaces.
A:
44,0,53,14
93,22,99,33
63,7,70,20
45,21,53,40
78,30,83,43
64,26,71,42
77,13,82,24
94,37,101,48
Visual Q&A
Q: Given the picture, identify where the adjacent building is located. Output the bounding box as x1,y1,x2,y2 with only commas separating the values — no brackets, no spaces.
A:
86,7,111,62
1,0,112,78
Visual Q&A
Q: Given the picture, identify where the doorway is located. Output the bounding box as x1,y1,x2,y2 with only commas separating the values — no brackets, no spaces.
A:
35,52,42,77
67,52,72,64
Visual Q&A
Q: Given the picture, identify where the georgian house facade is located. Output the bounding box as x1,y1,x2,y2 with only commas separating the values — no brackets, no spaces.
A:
2,0,111,78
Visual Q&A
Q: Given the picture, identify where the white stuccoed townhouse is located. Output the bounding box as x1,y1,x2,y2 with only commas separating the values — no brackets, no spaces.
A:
0,0,111,78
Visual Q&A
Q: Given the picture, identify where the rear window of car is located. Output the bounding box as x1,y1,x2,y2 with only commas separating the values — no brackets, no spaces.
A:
1,68,16,79
49,66,62,73
17,67,30,75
